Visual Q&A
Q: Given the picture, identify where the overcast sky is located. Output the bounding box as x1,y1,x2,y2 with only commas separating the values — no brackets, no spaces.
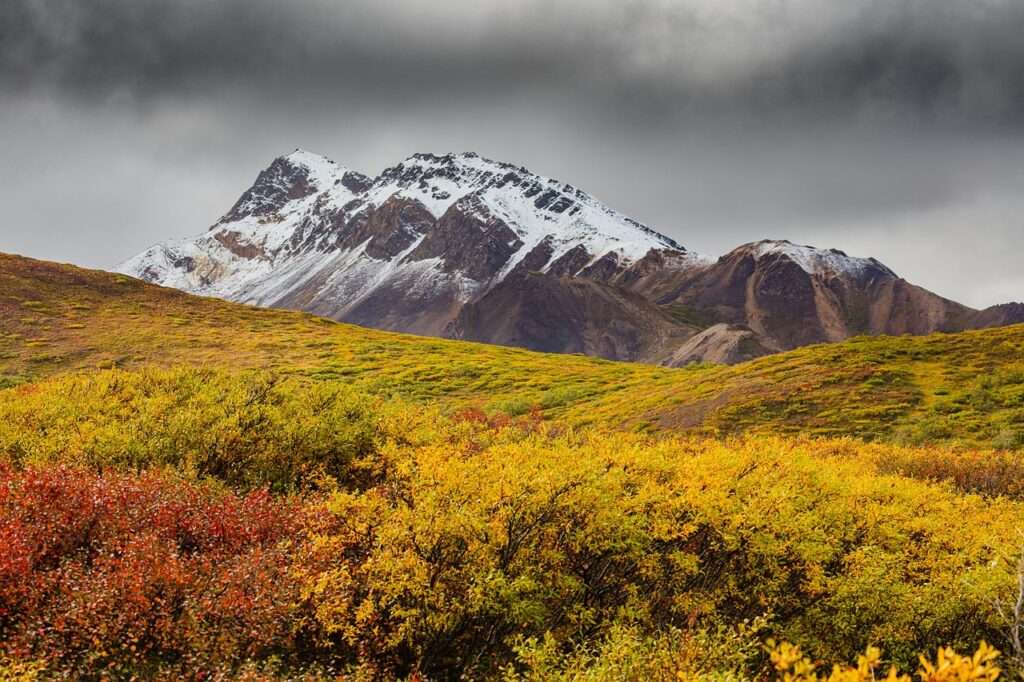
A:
1,0,1022,307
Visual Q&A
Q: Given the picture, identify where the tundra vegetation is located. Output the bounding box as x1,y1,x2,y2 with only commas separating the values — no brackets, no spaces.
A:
1,254,1024,679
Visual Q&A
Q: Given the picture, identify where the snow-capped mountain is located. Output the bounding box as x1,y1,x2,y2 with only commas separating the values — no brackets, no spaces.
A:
121,149,697,337
622,238,983,354
121,151,1023,365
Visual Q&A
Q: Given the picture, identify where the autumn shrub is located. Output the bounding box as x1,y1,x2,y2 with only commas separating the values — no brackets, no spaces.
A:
295,429,1022,677
769,641,1001,681
509,635,1004,681
0,431,1022,679
2,372,1024,678
870,444,1024,499
0,367,410,491
506,619,768,681
751,437,1024,501
0,464,327,678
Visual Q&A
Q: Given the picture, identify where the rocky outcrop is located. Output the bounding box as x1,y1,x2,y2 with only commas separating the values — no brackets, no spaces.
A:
219,156,319,223
663,324,775,367
406,196,523,281
340,196,434,260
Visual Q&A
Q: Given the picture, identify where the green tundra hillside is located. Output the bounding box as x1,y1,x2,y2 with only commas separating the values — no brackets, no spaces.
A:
3,251,1022,450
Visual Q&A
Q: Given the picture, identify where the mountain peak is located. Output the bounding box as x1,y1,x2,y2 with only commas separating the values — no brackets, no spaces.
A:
739,239,897,279
406,151,482,162
279,149,348,186
379,151,517,190
283,147,331,163
120,148,698,346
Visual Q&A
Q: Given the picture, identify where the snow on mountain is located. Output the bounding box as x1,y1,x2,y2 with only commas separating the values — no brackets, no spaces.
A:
119,150,694,333
358,152,681,268
117,152,1010,365
748,239,897,279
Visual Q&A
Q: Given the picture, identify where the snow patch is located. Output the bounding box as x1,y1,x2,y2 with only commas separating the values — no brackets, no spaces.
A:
283,149,345,189
751,240,895,278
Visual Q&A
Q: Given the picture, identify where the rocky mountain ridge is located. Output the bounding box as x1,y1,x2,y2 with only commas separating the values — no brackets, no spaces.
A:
120,150,1023,364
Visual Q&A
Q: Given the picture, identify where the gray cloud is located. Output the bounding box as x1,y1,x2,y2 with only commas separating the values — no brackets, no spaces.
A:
4,0,1024,124
0,0,1021,308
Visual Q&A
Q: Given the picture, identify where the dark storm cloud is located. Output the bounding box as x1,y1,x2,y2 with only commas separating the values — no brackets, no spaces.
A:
3,0,1024,125
0,1,563,102
0,1,1022,309
768,3,1024,125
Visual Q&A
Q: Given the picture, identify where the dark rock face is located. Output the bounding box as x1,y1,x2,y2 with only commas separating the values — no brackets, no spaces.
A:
340,171,374,195
547,244,592,277
406,196,522,281
446,271,697,363
509,238,557,279
747,254,822,347
220,157,317,224
579,251,624,283
341,196,434,260
653,251,753,324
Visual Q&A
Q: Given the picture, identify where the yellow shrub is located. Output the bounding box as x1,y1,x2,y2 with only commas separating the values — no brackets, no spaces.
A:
770,641,1000,682
3,366,1024,678
0,657,46,682
297,427,1023,677
0,367,415,491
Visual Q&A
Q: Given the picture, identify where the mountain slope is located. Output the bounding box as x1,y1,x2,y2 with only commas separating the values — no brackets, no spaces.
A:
120,150,696,346
121,150,1022,365
968,301,1024,329
635,239,977,351
7,250,1024,678
445,243,702,361
8,251,1024,450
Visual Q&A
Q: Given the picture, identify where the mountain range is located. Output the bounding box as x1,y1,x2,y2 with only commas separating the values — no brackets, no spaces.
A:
120,150,1023,364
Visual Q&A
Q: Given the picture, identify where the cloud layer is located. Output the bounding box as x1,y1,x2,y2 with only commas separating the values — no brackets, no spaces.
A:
0,0,1022,307
5,0,1024,123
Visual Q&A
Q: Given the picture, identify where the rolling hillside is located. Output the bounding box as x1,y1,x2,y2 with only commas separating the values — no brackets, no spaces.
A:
3,251,1023,450
3,250,1024,678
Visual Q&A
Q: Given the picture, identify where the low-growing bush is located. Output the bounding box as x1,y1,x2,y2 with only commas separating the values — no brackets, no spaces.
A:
506,620,768,681
0,367,408,491
297,429,1021,677
2,368,1024,678
0,465,324,678
769,641,1001,681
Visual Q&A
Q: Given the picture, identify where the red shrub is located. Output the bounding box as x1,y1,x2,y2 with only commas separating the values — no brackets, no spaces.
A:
0,465,325,677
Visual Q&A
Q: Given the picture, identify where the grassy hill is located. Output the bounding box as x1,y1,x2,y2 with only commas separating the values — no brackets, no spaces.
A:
3,251,1023,450
2,250,1024,678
